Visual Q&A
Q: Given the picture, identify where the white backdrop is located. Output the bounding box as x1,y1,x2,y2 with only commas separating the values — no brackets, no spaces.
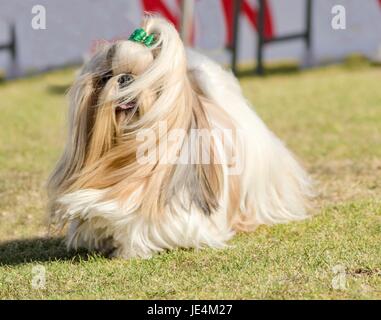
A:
0,0,381,77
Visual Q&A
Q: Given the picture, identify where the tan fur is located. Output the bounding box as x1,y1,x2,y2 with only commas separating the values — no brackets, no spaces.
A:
47,17,312,258
48,17,225,224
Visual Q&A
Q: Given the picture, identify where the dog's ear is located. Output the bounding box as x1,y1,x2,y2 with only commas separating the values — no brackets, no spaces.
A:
187,95,223,215
47,74,95,199
163,87,224,216
47,43,116,216
84,78,120,167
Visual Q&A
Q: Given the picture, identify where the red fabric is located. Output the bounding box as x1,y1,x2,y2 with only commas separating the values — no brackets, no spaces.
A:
142,0,180,28
222,0,274,47
141,0,195,44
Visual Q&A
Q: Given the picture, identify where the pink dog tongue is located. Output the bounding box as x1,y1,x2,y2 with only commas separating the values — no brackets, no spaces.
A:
118,103,134,110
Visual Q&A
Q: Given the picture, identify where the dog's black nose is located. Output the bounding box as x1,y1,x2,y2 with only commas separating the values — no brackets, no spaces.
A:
118,74,133,88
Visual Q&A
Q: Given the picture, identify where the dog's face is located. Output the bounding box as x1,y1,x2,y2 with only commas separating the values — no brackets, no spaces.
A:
88,41,156,134
66,39,162,169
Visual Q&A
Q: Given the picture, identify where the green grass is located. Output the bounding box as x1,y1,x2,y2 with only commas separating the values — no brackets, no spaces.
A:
0,59,380,299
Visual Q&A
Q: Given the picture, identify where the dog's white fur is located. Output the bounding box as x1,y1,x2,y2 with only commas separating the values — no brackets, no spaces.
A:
48,17,313,259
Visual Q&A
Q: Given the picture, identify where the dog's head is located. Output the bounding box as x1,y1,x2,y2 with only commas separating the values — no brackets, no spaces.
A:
48,17,223,220
68,17,187,163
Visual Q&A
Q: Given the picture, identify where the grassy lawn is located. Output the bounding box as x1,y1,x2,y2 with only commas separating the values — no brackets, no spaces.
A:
0,59,380,299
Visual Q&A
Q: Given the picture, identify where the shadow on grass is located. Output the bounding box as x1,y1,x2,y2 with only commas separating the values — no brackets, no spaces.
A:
0,237,90,266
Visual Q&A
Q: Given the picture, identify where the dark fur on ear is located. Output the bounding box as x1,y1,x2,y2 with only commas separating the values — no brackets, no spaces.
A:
166,90,223,216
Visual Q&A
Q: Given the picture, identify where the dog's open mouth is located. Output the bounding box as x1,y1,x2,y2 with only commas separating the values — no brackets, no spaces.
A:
115,100,138,123
115,101,136,113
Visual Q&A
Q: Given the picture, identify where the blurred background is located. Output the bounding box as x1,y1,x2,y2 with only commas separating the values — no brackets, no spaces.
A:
0,0,380,299
1,0,381,78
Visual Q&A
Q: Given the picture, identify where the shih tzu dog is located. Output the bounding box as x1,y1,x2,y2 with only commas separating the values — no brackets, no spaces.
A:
47,17,312,259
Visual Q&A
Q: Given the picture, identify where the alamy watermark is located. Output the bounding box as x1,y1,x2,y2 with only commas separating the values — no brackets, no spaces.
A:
331,5,346,30
136,121,244,175
31,265,46,290
31,5,46,30
331,264,346,290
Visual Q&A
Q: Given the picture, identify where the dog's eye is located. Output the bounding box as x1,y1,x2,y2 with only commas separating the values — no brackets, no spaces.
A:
118,73,134,88
100,72,112,86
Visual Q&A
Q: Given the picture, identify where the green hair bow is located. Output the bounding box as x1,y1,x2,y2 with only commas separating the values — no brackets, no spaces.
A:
128,28,155,47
